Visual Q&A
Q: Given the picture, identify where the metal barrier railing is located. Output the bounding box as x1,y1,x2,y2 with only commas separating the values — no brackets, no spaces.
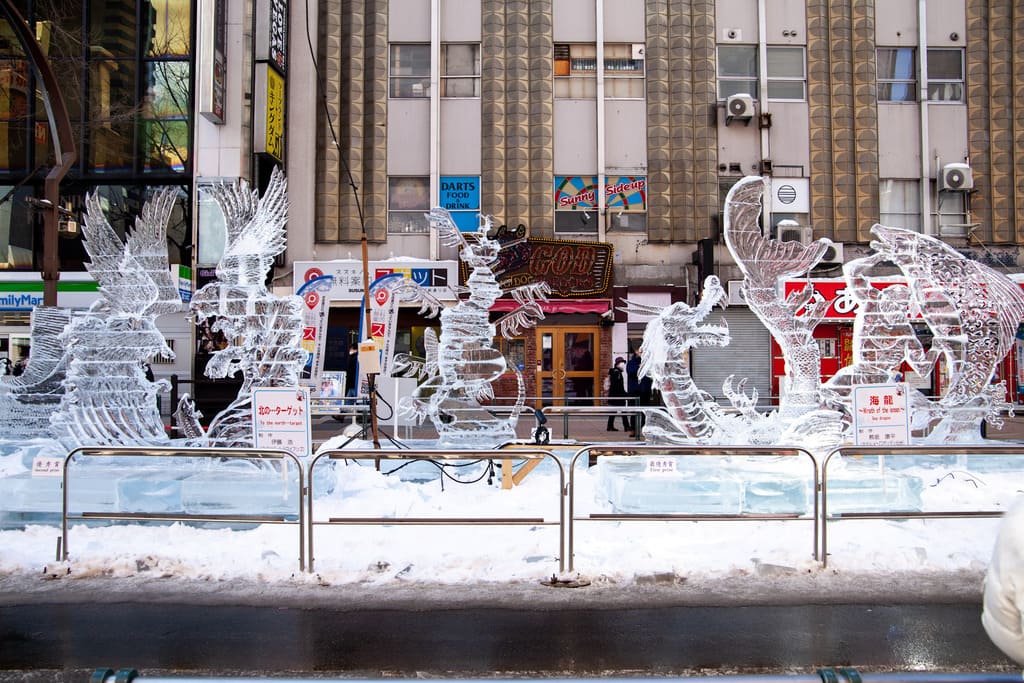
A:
567,445,820,572
541,403,645,440
61,446,305,570
820,444,1024,567
307,448,565,573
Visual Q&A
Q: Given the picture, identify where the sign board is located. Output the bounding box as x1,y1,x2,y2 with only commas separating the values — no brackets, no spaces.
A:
254,64,285,161
852,383,911,446
255,0,288,74
440,176,480,231
369,276,400,376
293,260,458,302
0,272,99,311
197,0,226,124
554,176,648,211
252,387,312,457
31,455,63,477
471,237,613,297
177,264,193,303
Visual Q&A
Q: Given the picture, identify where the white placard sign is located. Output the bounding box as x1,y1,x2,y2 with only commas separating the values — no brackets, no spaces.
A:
31,455,63,477
252,387,312,457
644,456,678,475
852,383,911,446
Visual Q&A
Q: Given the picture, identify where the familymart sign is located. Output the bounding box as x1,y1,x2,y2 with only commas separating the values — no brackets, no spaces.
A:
0,274,99,311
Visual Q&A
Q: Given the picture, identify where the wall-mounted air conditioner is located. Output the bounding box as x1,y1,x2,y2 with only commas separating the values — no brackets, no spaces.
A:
818,242,844,266
940,162,973,191
727,280,746,306
725,94,754,124
777,224,813,245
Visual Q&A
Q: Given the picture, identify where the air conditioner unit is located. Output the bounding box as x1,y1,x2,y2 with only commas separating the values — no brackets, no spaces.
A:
818,242,845,266
777,224,813,245
727,280,746,306
725,94,754,123
940,162,973,191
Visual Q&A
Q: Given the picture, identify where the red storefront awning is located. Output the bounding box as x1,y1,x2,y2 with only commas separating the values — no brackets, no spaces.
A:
489,298,612,314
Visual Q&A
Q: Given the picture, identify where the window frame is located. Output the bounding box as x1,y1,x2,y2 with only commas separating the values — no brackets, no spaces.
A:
877,47,918,103
717,45,759,100
387,176,431,234
879,178,922,231
926,48,964,103
554,43,597,99
766,46,806,101
389,43,431,99
441,43,480,98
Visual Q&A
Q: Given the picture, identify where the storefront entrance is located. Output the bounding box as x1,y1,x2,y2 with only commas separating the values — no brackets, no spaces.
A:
537,326,599,406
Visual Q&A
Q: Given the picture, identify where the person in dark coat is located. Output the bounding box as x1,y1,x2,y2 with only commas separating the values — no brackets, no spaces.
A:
606,356,632,431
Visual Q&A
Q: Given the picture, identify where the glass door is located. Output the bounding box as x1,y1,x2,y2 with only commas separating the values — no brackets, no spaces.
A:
537,327,598,406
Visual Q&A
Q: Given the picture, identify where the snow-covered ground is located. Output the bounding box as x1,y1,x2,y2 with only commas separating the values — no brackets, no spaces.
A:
0,440,1019,607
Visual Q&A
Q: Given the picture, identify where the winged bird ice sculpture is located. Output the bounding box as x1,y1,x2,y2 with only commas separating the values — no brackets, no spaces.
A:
49,187,181,447
176,167,306,448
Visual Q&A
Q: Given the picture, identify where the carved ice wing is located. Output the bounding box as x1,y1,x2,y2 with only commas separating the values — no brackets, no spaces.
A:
82,192,129,287
724,176,830,283
215,167,289,276
127,186,181,315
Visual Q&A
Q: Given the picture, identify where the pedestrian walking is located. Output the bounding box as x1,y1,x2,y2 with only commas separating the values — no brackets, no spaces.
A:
606,356,632,432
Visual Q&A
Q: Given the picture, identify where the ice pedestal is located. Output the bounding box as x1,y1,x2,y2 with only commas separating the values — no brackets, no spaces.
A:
824,464,924,514
0,456,303,529
594,455,811,515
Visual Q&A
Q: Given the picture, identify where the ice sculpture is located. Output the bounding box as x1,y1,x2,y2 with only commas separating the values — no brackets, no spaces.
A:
724,177,836,427
869,224,1024,442
395,208,550,446
176,167,307,448
0,306,70,438
49,187,181,447
620,276,736,443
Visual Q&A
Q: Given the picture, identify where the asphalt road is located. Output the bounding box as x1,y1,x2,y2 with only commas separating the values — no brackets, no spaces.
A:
1,600,1017,681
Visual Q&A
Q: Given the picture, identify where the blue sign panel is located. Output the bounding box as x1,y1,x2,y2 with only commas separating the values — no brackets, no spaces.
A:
440,176,480,232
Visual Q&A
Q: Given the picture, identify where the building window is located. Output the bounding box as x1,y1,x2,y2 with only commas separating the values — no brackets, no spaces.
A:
441,44,480,98
877,48,917,102
554,209,600,234
717,45,758,99
879,179,921,230
604,43,645,99
502,337,525,372
554,43,597,98
388,177,430,233
767,47,805,100
927,48,964,102
389,44,430,98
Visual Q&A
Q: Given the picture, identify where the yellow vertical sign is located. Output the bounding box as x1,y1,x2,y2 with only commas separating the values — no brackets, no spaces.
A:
255,64,285,161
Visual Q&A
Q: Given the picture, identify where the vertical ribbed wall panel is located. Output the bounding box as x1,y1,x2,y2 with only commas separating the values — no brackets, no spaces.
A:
691,1,719,243
505,0,531,224
481,0,506,219
316,0,387,242
529,2,553,231
806,0,835,237
1014,4,1024,244
362,0,389,239
647,1,717,243
965,1,992,241
827,1,857,240
850,0,878,242
645,0,672,241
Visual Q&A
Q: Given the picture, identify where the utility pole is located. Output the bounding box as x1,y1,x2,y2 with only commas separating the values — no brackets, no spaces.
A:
0,0,76,307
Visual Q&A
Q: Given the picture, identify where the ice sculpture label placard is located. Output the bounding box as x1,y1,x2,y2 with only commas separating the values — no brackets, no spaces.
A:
852,384,910,445
253,387,312,457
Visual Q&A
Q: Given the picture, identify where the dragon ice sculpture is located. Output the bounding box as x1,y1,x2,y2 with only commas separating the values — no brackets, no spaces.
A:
176,167,307,448
395,208,550,446
621,276,738,443
868,224,1024,442
49,187,181,447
